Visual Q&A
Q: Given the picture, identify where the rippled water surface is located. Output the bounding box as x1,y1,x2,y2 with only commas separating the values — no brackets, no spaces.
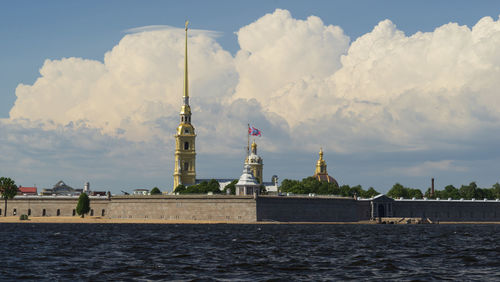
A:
1,223,500,280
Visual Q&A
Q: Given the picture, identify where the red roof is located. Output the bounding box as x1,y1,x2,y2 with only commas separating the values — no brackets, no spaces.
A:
18,187,37,193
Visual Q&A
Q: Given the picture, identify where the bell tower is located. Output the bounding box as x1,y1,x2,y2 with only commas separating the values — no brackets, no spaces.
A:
173,21,196,190
245,140,263,184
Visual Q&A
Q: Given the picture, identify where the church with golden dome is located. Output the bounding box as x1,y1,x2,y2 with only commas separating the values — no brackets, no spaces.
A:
312,148,339,187
173,21,196,189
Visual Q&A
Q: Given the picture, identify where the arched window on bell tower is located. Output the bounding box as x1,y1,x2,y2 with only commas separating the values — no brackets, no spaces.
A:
184,142,189,150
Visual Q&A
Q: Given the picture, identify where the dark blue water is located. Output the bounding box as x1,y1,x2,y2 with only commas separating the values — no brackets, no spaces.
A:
1,224,500,280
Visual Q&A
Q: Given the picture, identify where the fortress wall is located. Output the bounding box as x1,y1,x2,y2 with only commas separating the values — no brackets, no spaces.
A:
256,196,359,222
5,197,109,217
393,200,500,221
357,201,371,220
107,195,257,222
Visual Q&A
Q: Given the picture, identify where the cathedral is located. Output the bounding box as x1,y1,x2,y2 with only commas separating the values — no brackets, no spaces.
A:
173,21,196,189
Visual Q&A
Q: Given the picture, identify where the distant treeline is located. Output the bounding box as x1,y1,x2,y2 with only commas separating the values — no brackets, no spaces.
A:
280,178,500,200
280,177,380,198
389,182,500,200
174,179,224,194
174,179,242,195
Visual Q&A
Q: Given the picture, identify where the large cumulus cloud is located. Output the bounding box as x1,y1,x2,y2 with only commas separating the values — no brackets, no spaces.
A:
5,9,500,191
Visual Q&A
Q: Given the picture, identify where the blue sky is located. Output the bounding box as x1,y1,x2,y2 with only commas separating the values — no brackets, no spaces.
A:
2,1,500,194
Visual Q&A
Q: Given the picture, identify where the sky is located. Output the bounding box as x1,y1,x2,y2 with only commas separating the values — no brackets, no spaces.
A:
2,0,500,194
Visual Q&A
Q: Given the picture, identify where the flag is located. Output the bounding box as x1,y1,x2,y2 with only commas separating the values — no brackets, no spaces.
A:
248,125,262,137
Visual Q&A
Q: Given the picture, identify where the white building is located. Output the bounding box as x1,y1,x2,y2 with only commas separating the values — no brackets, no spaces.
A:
235,164,261,195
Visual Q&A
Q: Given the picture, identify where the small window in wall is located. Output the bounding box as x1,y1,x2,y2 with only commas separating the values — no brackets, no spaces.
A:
28,209,31,216
101,209,105,216
72,209,76,216
57,209,60,216
184,162,189,171
90,209,94,216
0,209,2,215
184,142,189,150
13,209,17,216
42,209,46,216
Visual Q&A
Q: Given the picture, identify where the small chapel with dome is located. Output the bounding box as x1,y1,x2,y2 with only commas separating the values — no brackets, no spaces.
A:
312,148,339,187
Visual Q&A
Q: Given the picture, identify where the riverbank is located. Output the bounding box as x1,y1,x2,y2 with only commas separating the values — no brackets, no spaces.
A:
1,216,500,224
0,216,374,224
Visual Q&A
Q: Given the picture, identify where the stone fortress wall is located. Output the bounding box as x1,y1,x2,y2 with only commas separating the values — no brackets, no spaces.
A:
256,196,361,222
4,195,500,222
392,199,500,222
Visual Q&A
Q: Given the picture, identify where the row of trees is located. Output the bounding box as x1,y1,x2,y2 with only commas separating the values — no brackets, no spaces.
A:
279,177,380,198
174,179,223,194
387,182,500,200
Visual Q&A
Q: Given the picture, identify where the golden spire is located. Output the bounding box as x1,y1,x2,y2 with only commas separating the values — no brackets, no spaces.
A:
251,140,257,154
316,147,327,174
183,20,189,100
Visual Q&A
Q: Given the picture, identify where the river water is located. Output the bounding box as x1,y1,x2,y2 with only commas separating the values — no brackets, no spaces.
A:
0,223,499,280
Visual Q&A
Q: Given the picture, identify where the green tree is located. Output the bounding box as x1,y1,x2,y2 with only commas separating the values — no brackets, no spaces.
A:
150,187,161,195
0,177,18,217
459,182,477,199
387,183,408,199
362,187,380,198
492,183,500,199
174,184,186,194
408,188,423,199
76,193,90,218
224,180,238,195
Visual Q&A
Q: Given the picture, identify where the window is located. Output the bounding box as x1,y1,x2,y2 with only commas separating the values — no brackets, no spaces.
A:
101,209,105,216
13,209,17,216
90,209,94,216
72,209,76,216
57,209,60,216
184,142,189,150
42,209,46,216
28,209,31,216
0,209,2,215
184,162,189,171
184,129,189,134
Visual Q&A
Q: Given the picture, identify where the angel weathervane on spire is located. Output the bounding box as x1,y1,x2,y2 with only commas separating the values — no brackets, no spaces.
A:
185,20,189,31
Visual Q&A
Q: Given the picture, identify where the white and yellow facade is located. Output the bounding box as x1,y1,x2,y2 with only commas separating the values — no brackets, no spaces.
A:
173,21,196,189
